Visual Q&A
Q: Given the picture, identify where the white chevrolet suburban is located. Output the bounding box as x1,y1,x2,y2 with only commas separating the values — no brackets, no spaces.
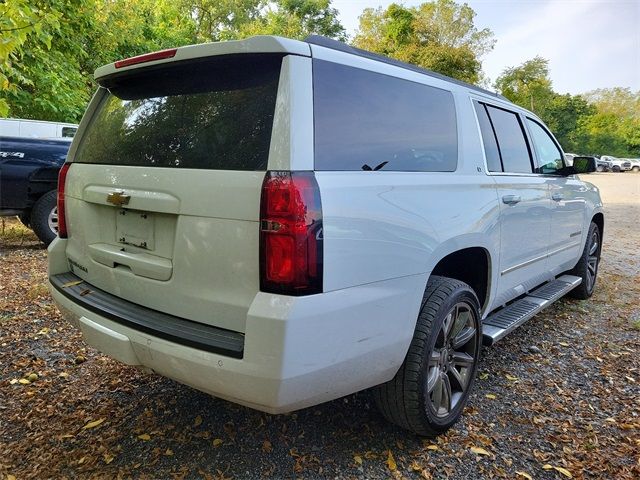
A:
48,35,604,436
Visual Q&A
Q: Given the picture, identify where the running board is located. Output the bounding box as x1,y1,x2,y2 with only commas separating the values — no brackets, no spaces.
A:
482,275,582,346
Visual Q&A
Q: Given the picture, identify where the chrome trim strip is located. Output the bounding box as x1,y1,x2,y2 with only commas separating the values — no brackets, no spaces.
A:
501,241,581,275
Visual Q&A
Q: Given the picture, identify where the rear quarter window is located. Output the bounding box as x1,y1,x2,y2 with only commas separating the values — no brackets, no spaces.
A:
75,54,283,171
313,60,458,172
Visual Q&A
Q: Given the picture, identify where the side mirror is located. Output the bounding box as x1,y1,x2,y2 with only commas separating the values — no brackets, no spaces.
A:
572,157,597,174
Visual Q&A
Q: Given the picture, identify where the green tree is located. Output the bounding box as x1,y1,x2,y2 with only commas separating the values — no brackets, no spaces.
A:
353,0,495,84
544,94,595,153
239,0,346,40
579,88,640,156
494,56,555,113
0,0,63,116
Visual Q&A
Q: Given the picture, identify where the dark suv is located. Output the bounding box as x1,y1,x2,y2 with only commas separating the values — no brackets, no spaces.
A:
1,136,71,245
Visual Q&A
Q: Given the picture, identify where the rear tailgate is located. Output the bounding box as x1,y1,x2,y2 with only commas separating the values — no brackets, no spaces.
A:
62,52,286,333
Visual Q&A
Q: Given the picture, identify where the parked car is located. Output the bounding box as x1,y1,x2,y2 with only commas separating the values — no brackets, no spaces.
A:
0,118,78,139
48,35,604,437
624,158,640,172
592,156,612,172
601,155,631,172
0,136,71,244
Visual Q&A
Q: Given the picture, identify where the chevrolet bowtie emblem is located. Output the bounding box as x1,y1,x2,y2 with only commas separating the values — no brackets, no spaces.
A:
107,190,131,206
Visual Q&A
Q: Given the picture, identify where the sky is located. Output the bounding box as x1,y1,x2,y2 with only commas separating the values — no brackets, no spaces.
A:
331,0,640,95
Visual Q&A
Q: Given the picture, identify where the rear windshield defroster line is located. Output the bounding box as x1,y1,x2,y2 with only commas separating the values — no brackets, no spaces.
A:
76,54,284,171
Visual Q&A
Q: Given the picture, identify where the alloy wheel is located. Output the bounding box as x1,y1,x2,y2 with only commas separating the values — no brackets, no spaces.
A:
586,229,600,292
426,302,478,418
48,207,58,234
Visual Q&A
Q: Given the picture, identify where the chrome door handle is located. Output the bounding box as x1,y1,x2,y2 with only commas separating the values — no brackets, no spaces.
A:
502,195,521,205
552,193,564,201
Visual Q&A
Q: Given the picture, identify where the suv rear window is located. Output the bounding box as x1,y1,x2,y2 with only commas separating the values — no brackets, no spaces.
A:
313,60,458,172
76,54,283,170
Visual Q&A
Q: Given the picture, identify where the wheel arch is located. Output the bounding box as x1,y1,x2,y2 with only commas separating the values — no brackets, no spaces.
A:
592,212,604,240
424,236,496,316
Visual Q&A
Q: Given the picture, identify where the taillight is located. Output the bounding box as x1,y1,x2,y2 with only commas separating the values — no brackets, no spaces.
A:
57,163,71,238
260,171,323,295
114,48,177,68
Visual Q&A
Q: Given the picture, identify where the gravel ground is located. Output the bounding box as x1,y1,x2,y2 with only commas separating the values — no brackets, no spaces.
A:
1,173,639,480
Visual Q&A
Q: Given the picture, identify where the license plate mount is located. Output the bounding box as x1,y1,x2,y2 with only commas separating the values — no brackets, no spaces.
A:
116,210,155,250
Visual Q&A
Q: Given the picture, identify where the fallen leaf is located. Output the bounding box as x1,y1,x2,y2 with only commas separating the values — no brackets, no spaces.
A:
386,450,397,471
544,465,572,478
558,342,570,347
354,455,363,465
37,327,50,335
62,280,83,288
59,372,69,378
262,440,272,453
516,471,532,480
103,453,114,464
470,446,491,456
212,438,223,447
9,379,18,385
194,415,203,427
485,394,497,399
426,444,439,451
7,475,16,480
138,433,151,441
479,372,489,380
27,373,38,382
18,378,30,385
82,418,105,430
505,374,518,381
165,449,174,456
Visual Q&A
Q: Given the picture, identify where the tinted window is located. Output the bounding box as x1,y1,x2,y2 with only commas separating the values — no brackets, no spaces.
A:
313,60,457,171
474,102,502,172
61,127,77,138
526,119,564,174
485,105,532,174
76,55,282,170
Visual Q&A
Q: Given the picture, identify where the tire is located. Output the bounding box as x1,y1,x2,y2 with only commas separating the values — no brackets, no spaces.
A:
632,166,639,172
612,165,620,172
18,212,31,227
568,222,601,299
596,165,604,172
374,276,482,436
30,190,58,246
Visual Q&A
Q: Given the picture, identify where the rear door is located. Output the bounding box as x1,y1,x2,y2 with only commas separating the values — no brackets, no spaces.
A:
62,54,285,333
474,101,552,306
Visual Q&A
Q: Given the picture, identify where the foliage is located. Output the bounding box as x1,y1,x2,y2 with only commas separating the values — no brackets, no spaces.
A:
238,0,346,40
494,56,554,113
496,59,639,157
353,0,495,84
0,0,63,116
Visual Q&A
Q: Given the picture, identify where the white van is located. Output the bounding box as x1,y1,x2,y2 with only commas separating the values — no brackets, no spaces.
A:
48,35,603,436
0,118,78,139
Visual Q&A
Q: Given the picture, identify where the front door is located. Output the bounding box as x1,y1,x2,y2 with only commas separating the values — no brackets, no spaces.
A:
524,118,586,274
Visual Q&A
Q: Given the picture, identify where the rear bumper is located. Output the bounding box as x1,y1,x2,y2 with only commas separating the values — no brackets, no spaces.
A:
48,246,425,413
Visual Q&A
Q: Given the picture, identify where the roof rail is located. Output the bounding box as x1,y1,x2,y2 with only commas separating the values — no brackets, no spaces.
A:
304,35,506,100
